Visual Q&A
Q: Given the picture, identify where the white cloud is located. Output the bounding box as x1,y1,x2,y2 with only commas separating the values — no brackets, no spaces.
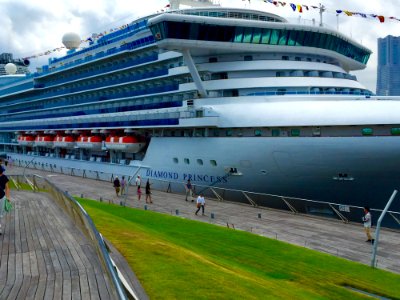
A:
0,0,398,92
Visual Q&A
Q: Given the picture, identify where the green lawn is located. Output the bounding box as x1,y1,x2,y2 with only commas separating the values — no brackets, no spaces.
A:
78,198,400,300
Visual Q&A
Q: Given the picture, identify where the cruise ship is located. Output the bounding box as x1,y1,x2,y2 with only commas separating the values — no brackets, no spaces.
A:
1,0,400,224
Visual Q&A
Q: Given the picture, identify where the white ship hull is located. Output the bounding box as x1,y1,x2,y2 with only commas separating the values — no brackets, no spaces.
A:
12,136,400,210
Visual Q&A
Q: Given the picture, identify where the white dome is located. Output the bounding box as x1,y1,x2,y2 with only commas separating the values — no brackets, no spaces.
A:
62,32,81,49
4,63,17,74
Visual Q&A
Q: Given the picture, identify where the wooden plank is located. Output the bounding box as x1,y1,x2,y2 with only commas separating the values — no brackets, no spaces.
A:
6,252,24,300
33,277,47,300
78,274,91,300
53,273,63,300
43,279,54,300
25,275,39,300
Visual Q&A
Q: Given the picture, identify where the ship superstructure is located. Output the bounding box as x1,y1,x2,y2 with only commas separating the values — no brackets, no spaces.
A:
0,1,400,224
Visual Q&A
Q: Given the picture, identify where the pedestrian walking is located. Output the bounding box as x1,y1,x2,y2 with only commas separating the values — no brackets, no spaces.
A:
145,179,152,204
0,167,11,235
135,175,141,188
362,206,374,243
120,176,126,195
113,176,121,197
137,185,142,201
195,193,205,216
185,179,193,202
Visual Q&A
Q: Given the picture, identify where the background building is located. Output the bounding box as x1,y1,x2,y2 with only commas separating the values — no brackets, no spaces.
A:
376,35,400,96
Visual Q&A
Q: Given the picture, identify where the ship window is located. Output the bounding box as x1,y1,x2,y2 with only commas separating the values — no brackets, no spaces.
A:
213,129,219,136
278,30,288,45
295,57,301,61
197,159,203,165
362,128,373,136
277,89,286,95
184,158,190,164
269,29,280,45
209,57,218,63
312,127,321,136
243,27,253,43
282,56,289,61
290,129,300,136
261,28,271,44
173,157,179,164
210,160,217,166
272,129,280,137
288,30,297,46
244,55,253,61
226,129,233,136
296,31,305,46
234,27,244,42
254,129,262,136
252,28,262,43
391,128,400,135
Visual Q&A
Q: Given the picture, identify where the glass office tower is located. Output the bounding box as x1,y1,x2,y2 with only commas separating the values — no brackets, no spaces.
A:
376,35,400,96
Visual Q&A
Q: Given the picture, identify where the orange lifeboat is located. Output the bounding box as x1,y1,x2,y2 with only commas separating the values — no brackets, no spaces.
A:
53,135,76,148
76,135,103,150
18,135,35,146
34,135,54,147
105,135,144,153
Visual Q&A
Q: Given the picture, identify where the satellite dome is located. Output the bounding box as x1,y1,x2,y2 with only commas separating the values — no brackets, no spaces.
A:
4,63,17,74
62,32,81,49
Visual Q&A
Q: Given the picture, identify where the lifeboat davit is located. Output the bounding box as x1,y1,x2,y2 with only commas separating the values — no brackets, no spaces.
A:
76,135,102,150
105,136,144,153
34,135,54,147
17,135,35,146
53,135,76,148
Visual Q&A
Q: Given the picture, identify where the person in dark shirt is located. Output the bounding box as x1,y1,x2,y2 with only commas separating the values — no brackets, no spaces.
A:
113,176,121,197
0,167,11,235
145,179,153,204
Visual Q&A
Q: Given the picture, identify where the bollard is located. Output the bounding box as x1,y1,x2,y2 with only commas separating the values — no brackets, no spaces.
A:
120,201,124,206
144,205,148,210
81,193,84,198
175,209,179,215
258,213,261,219
211,213,215,219
100,197,103,202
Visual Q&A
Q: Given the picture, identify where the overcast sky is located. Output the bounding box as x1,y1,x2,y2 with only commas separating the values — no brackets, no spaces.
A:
0,0,398,92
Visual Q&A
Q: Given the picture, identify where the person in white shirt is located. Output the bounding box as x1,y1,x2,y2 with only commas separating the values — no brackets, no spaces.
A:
195,194,205,216
362,206,374,243
135,175,141,188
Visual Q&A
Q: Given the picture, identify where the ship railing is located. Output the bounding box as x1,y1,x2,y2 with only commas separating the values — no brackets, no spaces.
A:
9,174,137,300
13,158,400,227
247,90,373,97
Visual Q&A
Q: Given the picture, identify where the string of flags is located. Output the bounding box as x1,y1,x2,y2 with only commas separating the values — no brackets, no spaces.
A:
259,0,400,23
22,23,131,60
22,1,399,61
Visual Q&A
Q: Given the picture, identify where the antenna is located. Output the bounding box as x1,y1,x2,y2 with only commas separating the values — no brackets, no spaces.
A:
319,3,326,27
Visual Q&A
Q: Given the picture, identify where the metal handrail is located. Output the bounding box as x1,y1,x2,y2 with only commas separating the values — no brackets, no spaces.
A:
12,174,134,300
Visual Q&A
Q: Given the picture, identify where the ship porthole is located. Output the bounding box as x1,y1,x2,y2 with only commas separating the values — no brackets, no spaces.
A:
260,170,268,175
173,157,179,164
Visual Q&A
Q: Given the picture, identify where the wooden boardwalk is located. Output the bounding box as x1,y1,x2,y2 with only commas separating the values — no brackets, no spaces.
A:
0,190,114,300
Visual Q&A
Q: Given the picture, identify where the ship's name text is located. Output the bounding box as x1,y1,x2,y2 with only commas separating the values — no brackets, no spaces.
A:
145,169,228,183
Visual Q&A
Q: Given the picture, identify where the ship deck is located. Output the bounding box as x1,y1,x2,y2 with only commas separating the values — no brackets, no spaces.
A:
6,166,400,277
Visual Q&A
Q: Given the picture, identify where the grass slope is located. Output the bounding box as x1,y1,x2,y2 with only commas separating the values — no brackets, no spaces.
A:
78,198,400,300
